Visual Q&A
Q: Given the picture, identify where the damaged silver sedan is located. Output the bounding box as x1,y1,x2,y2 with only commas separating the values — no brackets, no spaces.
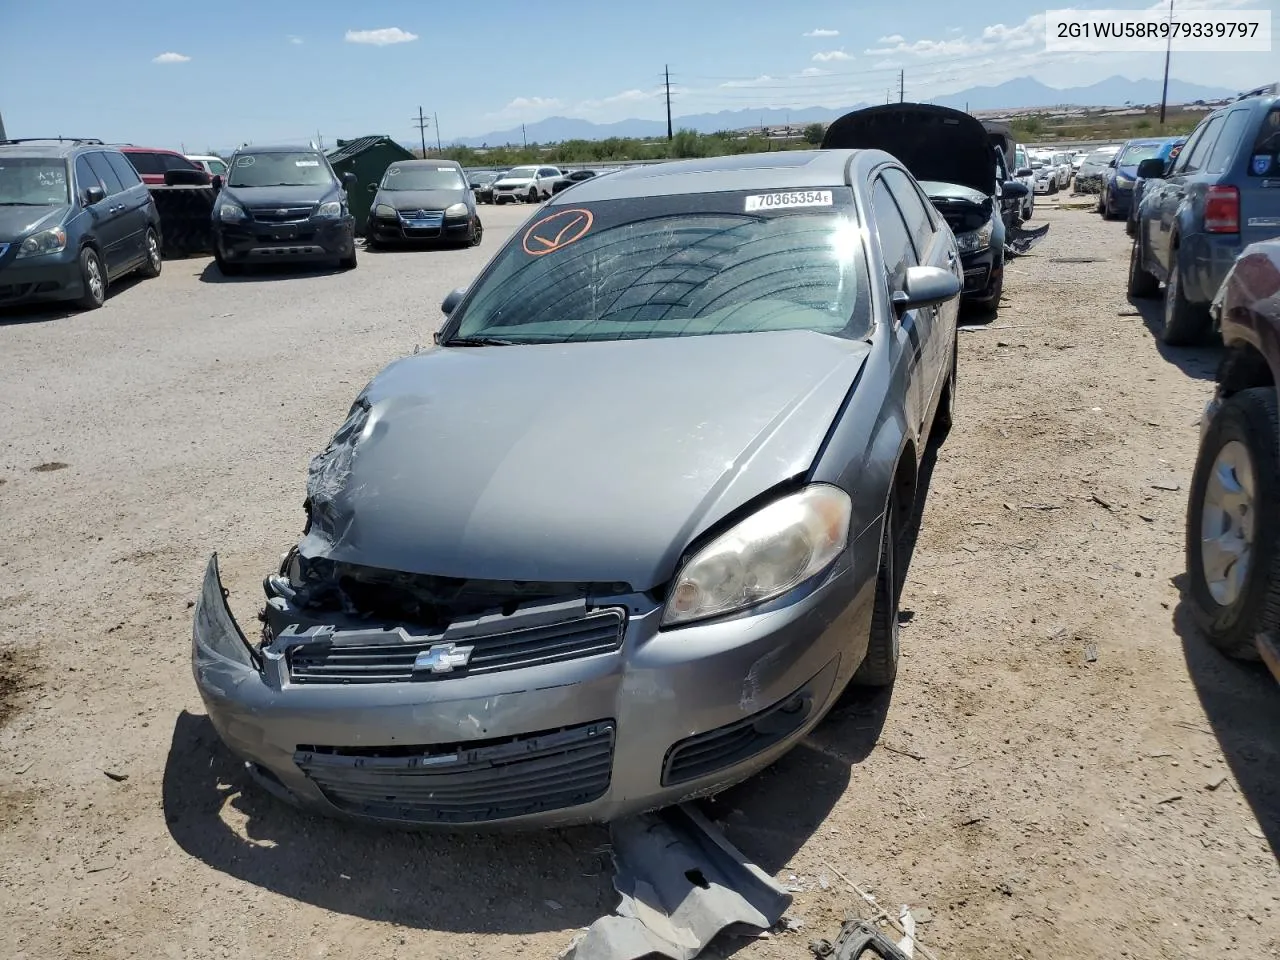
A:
192,149,960,828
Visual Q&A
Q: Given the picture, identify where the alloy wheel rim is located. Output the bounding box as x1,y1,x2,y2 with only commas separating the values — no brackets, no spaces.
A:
1165,262,1179,326
147,233,160,269
1200,439,1256,606
87,257,103,300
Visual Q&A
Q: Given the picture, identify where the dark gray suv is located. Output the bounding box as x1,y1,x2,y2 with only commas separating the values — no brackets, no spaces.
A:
1129,83,1280,344
0,138,163,310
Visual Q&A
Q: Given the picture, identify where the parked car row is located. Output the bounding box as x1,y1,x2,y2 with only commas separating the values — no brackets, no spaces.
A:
466,165,614,204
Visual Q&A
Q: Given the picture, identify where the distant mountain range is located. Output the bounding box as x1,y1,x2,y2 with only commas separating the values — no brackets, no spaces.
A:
449,75,1238,147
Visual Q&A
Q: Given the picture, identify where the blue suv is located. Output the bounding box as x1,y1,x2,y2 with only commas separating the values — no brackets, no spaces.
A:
1103,136,1178,221
1129,83,1280,344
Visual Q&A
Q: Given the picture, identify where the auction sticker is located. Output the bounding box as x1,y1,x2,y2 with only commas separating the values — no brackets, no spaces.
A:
745,190,833,212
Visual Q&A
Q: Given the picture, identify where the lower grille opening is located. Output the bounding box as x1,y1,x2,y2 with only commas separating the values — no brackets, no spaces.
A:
295,720,615,824
661,687,816,787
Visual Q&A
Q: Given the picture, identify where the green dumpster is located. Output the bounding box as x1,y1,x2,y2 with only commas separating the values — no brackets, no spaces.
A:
326,135,417,235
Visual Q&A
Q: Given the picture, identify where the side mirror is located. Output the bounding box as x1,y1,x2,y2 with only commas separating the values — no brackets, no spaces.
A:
1002,181,1029,200
342,172,358,191
1137,158,1166,180
1017,167,1033,177
893,265,962,313
211,174,223,191
441,287,466,315
83,185,106,206
1107,158,1117,168
367,182,378,193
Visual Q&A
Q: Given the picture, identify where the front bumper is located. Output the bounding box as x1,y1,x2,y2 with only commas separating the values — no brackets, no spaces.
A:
0,245,84,306
493,185,535,202
1107,184,1134,217
192,531,877,829
959,246,1000,301
368,214,473,243
214,216,355,263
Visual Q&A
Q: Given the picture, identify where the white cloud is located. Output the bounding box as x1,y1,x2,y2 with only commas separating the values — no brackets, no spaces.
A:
721,75,775,89
804,28,839,37
507,96,563,111
577,89,657,111
288,35,304,45
878,34,905,44
344,27,418,45
812,49,852,62
152,52,190,64
798,67,827,77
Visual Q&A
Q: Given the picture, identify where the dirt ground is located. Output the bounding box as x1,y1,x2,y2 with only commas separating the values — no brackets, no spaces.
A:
1,200,1277,960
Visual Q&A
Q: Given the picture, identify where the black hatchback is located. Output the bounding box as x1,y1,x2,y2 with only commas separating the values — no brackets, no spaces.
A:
0,138,163,310
211,144,358,274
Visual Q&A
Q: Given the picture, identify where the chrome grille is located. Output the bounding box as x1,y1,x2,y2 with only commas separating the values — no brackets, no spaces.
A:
287,607,626,684
250,206,314,223
294,721,615,824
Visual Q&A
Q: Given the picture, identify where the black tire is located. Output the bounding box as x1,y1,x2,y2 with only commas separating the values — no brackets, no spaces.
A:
1185,387,1280,661
75,247,106,310
364,235,380,251
1162,253,1211,346
1127,238,1159,299
339,246,357,270
527,187,539,204
853,501,901,687
214,253,243,276
495,196,507,206
934,334,957,437
138,227,162,279
470,218,484,247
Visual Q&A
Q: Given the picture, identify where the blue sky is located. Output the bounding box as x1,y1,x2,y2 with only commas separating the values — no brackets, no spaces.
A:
0,0,1272,150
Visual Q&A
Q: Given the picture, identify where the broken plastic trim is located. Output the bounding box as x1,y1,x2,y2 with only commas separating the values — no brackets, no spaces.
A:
1006,222,1049,258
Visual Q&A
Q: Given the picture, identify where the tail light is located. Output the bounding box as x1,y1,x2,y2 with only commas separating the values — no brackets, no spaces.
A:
1204,185,1240,233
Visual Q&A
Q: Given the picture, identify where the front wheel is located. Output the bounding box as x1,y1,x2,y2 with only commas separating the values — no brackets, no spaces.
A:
75,247,106,310
1127,238,1159,299
853,498,901,687
1186,388,1280,661
527,187,539,204
470,218,484,247
338,247,358,270
934,334,957,437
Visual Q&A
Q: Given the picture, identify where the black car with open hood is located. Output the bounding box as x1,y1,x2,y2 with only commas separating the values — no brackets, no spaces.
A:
823,103,1027,309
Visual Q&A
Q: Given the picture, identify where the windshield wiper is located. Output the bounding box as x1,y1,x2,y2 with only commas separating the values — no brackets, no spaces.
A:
0,201,46,206
443,336,522,347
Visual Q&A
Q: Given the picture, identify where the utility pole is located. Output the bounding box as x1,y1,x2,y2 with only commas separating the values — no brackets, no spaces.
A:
0,107,7,140
316,130,324,150
899,70,905,103
522,123,527,148
434,113,442,152
1159,0,1175,126
413,106,429,157
665,64,673,141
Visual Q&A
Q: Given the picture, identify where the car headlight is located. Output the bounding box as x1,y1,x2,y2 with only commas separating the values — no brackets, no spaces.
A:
316,200,343,218
662,484,852,628
15,227,67,259
374,203,396,218
218,201,247,222
955,221,993,255
445,202,469,218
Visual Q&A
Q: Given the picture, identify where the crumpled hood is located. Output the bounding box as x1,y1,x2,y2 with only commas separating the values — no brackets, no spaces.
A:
0,205,67,242
300,330,870,589
374,188,467,211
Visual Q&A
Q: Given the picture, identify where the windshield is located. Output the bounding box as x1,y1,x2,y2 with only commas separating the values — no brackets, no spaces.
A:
1119,143,1163,166
0,157,69,205
503,166,538,179
446,189,872,345
227,152,332,188
1085,150,1114,165
382,165,466,190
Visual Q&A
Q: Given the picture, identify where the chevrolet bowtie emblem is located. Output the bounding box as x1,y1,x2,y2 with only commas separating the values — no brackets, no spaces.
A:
276,208,288,216
413,642,474,674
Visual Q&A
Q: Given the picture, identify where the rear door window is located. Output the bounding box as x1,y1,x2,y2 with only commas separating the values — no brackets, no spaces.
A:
1175,115,1223,175
1248,106,1280,177
105,152,143,189
162,153,200,171
1205,109,1253,175
125,152,164,175
85,152,125,195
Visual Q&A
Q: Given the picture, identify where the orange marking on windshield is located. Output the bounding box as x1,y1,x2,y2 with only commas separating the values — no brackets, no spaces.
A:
522,208,594,256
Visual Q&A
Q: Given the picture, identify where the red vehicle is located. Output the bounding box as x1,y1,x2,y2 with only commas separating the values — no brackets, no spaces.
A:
118,146,210,186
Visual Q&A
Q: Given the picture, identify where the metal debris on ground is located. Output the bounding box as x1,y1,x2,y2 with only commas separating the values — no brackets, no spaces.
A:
1006,222,1050,257
562,803,791,960
1084,643,1099,663
810,920,916,960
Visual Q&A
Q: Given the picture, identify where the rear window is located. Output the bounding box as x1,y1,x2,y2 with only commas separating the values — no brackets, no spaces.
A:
1206,109,1254,175
1249,106,1280,177
446,188,873,344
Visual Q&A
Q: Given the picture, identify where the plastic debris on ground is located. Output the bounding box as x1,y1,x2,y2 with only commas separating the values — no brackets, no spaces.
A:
1006,222,1050,257
561,803,792,960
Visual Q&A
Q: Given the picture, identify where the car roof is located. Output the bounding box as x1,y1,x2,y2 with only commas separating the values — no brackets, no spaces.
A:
0,139,110,159
546,150,884,204
119,145,184,155
389,158,462,167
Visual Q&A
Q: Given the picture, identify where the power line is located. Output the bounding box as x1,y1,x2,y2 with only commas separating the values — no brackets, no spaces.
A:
665,64,673,141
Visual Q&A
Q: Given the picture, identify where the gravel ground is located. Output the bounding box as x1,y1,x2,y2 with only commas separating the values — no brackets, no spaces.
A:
1,200,1277,960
